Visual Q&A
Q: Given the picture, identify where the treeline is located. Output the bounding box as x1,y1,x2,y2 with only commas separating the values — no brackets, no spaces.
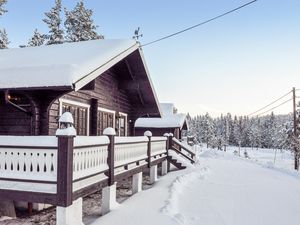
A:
0,0,103,49
187,112,296,151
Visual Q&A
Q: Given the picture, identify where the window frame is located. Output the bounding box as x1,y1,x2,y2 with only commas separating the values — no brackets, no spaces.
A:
59,98,90,136
117,112,128,136
97,107,115,135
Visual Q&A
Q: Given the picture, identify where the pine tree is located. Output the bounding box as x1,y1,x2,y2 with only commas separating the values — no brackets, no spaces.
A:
0,0,8,49
0,0,7,16
0,29,9,49
28,29,46,47
43,0,64,45
64,1,104,42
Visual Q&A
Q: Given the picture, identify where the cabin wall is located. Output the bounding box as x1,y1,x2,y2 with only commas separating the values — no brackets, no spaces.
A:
48,70,134,136
0,103,32,135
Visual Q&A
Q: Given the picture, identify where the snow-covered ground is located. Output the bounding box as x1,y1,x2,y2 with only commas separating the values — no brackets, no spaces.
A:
91,146,300,225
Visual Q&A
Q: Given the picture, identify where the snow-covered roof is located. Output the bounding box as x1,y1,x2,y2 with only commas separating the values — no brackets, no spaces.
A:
160,103,175,116
135,113,187,129
0,39,139,90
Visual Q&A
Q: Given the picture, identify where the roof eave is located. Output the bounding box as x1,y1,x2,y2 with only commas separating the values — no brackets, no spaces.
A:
137,47,162,118
0,85,73,91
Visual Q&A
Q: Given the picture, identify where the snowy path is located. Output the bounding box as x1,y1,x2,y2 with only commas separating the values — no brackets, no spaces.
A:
90,150,300,225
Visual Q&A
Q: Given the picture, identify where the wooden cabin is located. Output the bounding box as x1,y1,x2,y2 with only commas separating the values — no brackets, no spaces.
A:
134,103,188,139
0,39,161,137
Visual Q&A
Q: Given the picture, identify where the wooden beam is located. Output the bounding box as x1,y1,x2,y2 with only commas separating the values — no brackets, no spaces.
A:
125,59,135,80
137,88,145,106
72,179,108,200
90,98,98,136
114,164,148,182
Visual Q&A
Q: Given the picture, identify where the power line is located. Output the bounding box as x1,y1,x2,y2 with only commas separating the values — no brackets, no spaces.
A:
141,0,258,47
247,90,292,116
256,98,293,117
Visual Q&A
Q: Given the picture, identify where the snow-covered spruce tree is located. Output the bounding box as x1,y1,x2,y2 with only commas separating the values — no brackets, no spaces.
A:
64,1,104,42
202,113,214,148
28,29,46,47
233,116,245,156
0,0,7,16
0,0,9,49
43,0,64,45
225,115,230,150
0,29,9,49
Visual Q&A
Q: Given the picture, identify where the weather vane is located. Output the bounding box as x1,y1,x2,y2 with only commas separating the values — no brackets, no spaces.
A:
133,27,143,40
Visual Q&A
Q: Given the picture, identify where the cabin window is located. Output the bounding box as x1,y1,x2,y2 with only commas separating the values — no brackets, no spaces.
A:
116,112,127,136
97,110,115,135
59,99,90,135
97,107,115,135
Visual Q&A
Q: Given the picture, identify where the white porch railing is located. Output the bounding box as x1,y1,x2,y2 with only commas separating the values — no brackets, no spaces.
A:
0,136,58,193
151,137,167,156
114,137,148,168
73,136,109,181
0,133,169,208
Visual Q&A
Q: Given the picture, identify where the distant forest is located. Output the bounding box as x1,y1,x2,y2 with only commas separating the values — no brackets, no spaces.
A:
187,112,297,151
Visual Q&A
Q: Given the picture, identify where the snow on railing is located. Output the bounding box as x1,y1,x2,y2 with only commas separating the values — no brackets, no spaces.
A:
0,136,58,182
73,136,109,181
151,137,167,156
114,136,148,167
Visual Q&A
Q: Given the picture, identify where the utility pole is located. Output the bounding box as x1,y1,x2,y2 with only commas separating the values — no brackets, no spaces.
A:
292,87,299,170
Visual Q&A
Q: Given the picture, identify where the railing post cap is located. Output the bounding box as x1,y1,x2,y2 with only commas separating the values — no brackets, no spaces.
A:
163,133,169,137
144,131,152,137
168,133,174,137
59,112,74,124
55,127,77,137
56,112,76,137
103,127,116,136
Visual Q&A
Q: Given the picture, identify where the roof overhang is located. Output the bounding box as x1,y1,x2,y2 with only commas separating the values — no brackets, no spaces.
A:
135,113,187,129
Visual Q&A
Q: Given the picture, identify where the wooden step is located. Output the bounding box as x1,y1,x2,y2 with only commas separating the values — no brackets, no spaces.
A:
167,156,187,170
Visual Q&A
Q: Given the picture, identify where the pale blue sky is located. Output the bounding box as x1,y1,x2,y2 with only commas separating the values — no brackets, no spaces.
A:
1,0,300,117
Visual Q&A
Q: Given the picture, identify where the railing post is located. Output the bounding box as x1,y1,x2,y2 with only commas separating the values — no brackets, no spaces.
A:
56,112,77,207
167,133,174,172
164,133,170,151
144,131,152,168
102,127,117,215
56,135,75,207
168,133,174,150
55,112,83,225
145,131,157,184
104,128,116,186
161,133,170,176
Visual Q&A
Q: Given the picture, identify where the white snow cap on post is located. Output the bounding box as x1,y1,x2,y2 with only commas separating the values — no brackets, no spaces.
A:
163,133,170,137
103,127,116,136
168,133,174,137
56,112,77,137
144,130,152,137
59,112,74,124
